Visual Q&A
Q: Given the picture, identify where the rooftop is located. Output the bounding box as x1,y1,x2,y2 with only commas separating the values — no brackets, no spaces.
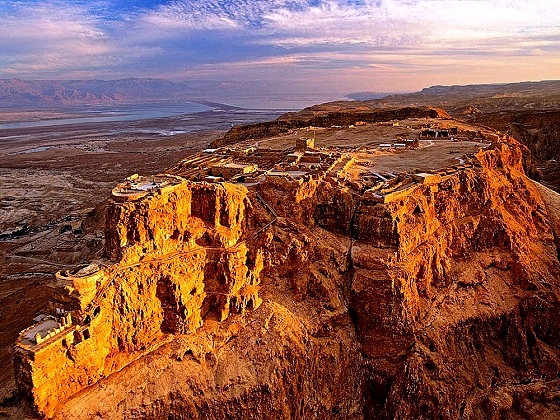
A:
213,162,255,169
20,317,59,346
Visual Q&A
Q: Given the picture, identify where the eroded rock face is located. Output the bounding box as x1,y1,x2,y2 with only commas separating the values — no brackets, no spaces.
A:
14,141,560,419
350,144,560,418
14,181,266,417
470,110,560,190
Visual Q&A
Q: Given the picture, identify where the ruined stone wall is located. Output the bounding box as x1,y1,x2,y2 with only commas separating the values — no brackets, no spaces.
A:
14,314,110,417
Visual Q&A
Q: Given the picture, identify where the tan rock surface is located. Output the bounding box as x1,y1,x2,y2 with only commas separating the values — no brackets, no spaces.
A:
9,112,560,419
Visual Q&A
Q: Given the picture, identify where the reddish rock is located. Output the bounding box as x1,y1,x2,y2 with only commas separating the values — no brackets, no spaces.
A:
13,139,560,419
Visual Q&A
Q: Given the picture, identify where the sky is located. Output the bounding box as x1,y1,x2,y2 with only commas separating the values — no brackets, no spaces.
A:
0,0,559,94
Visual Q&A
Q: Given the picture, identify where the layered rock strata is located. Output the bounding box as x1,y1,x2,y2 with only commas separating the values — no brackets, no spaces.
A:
14,180,267,418
14,140,560,419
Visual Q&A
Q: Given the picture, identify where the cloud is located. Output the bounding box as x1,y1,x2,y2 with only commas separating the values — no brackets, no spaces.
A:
0,2,114,76
0,0,558,92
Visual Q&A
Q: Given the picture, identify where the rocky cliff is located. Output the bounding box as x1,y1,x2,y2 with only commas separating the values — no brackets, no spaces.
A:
13,138,560,419
356,143,560,418
470,110,560,191
14,181,267,417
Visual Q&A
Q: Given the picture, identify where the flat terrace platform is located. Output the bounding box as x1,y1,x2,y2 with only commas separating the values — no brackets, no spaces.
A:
169,150,288,180
19,318,60,346
240,117,487,150
112,174,183,201
346,139,488,177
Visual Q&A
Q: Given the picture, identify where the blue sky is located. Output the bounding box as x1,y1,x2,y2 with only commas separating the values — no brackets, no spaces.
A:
0,0,558,93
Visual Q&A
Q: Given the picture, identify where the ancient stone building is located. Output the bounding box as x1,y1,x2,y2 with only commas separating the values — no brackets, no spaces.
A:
295,137,315,152
210,163,257,179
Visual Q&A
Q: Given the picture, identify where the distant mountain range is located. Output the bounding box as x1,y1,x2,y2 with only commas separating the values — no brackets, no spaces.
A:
2,78,560,112
345,92,396,101
349,80,560,113
0,78,296,108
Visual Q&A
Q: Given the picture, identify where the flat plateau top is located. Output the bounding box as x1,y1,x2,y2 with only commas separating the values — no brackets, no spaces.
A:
252,118,485,150
170,116,494,189
213,162,254,169
357,140,487,174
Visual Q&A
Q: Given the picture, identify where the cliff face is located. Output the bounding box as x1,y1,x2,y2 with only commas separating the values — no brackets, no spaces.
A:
14,181,266,418
470,110,560,191
471,111,560,160
14,141,560,419
351,144,560,418
250,142,560,418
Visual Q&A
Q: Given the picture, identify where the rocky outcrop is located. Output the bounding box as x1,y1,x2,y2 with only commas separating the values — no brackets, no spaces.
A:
351,143,560,418
470,110,560,191
14,139,560,419
14,181,267,417
256,141,560,419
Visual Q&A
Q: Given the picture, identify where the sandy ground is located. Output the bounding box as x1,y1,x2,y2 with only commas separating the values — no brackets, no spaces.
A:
0,109,282,233
366,140,488,173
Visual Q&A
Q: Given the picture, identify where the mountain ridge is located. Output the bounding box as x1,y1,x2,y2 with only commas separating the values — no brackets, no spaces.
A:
0,78,338,109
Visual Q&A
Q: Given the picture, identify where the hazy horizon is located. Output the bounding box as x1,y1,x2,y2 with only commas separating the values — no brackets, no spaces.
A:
0,0,558,95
